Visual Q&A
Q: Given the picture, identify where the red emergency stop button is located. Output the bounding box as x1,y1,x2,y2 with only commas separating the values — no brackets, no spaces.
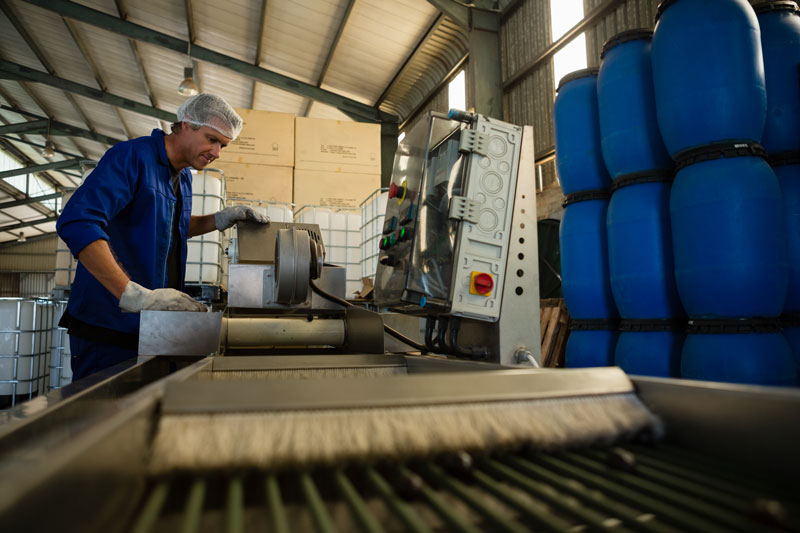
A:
470,272,494,296
388,182,399,199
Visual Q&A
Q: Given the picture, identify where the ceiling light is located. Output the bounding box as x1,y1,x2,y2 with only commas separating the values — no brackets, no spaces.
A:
16,232,26,243
178,67,199,96
41,140,55,160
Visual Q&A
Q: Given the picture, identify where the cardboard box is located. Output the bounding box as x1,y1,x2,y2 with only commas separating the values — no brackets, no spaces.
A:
215,162,293,203
293,169,380,209
217,108,295,167
295,118,381,174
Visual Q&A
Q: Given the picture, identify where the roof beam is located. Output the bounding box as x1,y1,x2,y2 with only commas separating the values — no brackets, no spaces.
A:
0,135,84,166
0,108,125,146
0,119,49,135
0,59,176,123
0,216,58,233
0,159,81,180
19,0,396,123
303,0,356,117
250,0,269,109
0,0,100,144
0,192,61,209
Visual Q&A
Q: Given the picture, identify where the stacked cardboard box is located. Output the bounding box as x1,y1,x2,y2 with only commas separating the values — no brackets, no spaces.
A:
213,108,295,203
293,118,381,209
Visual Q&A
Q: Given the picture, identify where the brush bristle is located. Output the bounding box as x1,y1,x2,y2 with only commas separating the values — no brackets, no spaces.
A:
148,393,662,474
194,367,408,381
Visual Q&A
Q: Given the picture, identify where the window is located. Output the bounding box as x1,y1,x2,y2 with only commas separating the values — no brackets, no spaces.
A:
0,148,59,211
448,70,466,112
551,0,587,91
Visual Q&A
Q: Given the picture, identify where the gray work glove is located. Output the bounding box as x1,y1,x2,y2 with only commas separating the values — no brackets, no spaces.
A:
119,281,206,312
214,206,270,231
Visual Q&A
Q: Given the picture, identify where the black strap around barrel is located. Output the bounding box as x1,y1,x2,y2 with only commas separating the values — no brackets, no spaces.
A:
768,150,800,168
674,141,767,171
610,168,674,193
686,317,782,334
569,318,620,331
781,313,800,328
619,318,686,332
562,189,611,207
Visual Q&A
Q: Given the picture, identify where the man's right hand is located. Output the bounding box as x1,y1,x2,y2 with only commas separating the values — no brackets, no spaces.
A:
118,281,206,312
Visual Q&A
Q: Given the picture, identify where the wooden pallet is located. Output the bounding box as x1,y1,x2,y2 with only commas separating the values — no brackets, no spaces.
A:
540,298,569,367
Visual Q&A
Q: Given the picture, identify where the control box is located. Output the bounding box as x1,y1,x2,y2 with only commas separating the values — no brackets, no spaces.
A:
374,112,523,322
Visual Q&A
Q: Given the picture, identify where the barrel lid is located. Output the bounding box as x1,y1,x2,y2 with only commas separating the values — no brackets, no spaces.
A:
768,150,800,167
619,318,685,332
656,0,684,22
570,318,620,331
556,67,600,93
601,29,654,59
610,168,674,193
687,317,782,334
674,141,767,171
753,1,799,15
561,188,611,207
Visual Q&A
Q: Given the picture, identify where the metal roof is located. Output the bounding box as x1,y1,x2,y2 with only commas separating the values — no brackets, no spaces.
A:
0,0,468,243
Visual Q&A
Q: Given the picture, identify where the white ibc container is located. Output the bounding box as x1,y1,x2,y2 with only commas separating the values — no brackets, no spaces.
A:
295,206,362,297
360,189,389,282
187,169,226,285
0,299,54,405
50,301,72,389
55,189,78,289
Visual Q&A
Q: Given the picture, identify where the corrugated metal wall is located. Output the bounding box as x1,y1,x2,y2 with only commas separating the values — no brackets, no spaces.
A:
19,272,55,297
0,235,58,271
584,0,660,67
399,80,452,135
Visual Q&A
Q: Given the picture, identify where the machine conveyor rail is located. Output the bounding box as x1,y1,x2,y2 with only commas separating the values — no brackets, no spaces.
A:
128,445,798,532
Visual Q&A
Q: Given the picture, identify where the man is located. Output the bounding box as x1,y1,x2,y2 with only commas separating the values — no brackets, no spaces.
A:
57,93,268,379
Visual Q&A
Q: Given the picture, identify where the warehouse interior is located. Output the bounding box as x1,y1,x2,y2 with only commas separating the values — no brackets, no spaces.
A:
1,0,800,531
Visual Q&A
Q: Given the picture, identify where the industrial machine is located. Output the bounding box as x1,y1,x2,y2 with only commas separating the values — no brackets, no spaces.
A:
0,112,798,532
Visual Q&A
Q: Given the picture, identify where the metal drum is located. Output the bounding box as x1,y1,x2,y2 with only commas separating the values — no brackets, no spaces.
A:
50,300,72,389
0,298,55,408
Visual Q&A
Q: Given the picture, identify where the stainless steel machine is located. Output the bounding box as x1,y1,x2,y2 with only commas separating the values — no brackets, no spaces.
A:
0,112,798,531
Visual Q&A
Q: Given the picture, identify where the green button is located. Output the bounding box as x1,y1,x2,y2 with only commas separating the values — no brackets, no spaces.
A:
389,233,397,245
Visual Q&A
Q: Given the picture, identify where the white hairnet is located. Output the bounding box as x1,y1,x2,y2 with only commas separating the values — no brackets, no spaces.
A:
176,93,243,140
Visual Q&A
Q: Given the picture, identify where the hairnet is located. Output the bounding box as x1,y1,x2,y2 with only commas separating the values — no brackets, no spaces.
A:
176,93,243,140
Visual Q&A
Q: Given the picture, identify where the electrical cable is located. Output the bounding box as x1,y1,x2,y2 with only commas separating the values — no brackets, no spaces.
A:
309,280,427,353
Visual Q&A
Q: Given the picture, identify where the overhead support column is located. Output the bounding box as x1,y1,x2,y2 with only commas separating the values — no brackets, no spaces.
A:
427,0,503,119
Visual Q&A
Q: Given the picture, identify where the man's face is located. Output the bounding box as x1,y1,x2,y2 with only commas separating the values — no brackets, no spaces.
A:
182,124,232,170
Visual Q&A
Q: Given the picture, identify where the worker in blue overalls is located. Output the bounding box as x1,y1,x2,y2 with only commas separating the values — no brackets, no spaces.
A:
57,93,268,379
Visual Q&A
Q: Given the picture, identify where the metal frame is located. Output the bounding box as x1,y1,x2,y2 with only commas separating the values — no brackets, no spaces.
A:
0,105,124,146
249,0,269,110
0,216,58,233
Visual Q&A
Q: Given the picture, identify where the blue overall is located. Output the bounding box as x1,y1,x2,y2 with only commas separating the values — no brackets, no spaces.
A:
56,130,193,379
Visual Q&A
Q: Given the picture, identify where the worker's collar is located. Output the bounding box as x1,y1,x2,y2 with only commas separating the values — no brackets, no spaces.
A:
150,129,172,168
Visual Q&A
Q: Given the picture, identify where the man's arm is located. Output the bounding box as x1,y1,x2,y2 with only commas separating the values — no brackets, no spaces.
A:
76,239,130,299
188,214,216,237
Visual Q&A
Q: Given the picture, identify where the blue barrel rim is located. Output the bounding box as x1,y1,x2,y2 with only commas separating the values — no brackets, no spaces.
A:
655,0,684,22
561,188,610,207
601,28,654,59
768,150,800,167
753,0,799,14
556,67,599,93
687,317,782,333
620,318,686,332
610,168,674,193
570,318,620,331
674,140,767,171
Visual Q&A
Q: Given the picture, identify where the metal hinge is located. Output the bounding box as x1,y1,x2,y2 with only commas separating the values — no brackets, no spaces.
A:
448,195,480,223
459,130,489,156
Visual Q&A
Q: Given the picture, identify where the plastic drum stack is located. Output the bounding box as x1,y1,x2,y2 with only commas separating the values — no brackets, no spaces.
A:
598,29,685,377
652,0,796,384
555,68,619,367
755,1,800,376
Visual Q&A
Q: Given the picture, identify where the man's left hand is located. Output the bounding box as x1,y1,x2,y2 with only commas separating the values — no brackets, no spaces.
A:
214,206,270,231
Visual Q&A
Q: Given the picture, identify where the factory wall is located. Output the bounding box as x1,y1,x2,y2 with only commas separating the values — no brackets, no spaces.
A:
0,235,57,272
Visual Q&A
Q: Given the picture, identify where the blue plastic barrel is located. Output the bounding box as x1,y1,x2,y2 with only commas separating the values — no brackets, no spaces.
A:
554,69,612,195
615,326,685,377
560,195,618,319
783,319,800,376
755,2,800,153
670,143,789,317
565,327,619,368
651,0,767,156
597,30,672,177
681,320,796,385
607,176,683,318
771,153,800,312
